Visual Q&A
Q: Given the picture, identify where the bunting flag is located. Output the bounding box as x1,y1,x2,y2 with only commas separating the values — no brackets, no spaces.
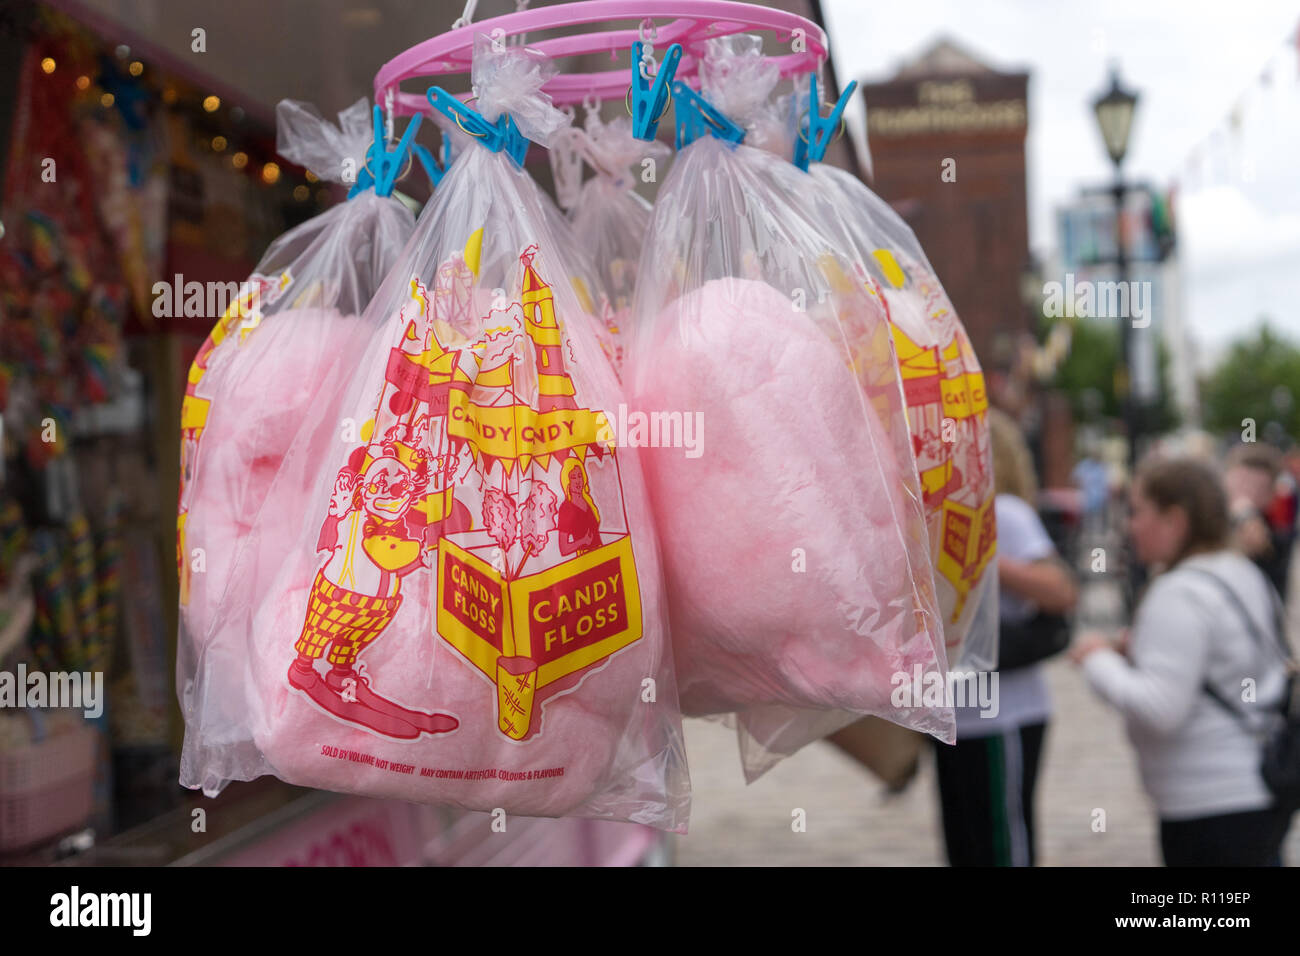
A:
1175,18,1300,195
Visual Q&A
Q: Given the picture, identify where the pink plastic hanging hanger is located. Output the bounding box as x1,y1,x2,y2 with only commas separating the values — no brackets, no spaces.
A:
374,0,827,115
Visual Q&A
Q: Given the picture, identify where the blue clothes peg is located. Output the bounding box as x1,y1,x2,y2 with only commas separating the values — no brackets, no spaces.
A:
426,87,530,167
440,132,455,172
672,82,745,151
412,143,444,187
793,75,857,172
348,105,423,199
629,41,682,141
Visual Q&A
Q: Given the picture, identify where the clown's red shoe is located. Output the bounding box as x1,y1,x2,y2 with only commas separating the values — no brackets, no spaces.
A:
287,660,422,739
326,667,458,736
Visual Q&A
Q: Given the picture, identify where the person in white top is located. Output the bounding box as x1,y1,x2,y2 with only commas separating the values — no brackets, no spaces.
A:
1072,456,1295,866
934,409,1078,866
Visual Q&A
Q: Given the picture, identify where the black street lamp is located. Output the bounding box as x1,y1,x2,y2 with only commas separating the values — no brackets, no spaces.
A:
1092,66,1140,466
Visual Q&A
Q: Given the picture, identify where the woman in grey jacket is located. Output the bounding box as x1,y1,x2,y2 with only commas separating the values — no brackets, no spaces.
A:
1071,456,1294,866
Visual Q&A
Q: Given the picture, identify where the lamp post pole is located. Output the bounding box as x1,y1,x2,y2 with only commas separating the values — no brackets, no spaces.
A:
1113,178,1138,467
1093,66,1141,467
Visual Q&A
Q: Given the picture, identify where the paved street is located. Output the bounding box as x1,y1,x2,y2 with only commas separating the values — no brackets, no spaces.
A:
672,655,1155,866
671,535,1300,867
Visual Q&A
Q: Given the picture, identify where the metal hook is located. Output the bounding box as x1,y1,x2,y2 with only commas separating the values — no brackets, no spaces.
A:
625,83,671,121
454,110,487,138
427,86,529,166
672,82,744,150
348,105,423,199
361,148,414,185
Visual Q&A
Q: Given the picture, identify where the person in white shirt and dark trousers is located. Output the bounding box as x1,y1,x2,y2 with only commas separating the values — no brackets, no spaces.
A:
1073,456,1295,866
933,409,1078,866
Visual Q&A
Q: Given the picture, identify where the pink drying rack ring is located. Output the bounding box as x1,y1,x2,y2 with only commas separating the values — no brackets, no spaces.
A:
374,0,827,114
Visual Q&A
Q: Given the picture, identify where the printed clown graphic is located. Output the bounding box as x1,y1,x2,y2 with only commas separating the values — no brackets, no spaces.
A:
292,236,645,743
288,274,475,739
289,442,462,739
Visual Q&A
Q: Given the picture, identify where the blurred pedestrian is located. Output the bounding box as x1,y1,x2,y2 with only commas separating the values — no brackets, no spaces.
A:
1072,443,1109,536
1072,457,1295,866
933,409,1078,866
1225,443,1294,604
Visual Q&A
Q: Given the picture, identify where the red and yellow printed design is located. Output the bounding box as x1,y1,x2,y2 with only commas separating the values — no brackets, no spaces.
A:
290,234,641,742
890,323,989,510
438,535,642,739
177,271,292,605
867,248,995,630
936,496,997,623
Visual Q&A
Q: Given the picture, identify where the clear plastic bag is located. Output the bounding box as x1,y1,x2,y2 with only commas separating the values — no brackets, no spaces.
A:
699,34,797,160
566,116,668,375
627,127,955,781
542,191,622,376
176,98,416,722
445,105,623,376
810,164,998,670
179,39,689,831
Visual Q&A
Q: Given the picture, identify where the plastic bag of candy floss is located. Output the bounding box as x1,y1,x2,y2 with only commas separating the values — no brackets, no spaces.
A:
437,103,623,377
808,163,999,671
626,48,954,783
702,40,998,675
175,97,415,724
692,36,966,778
564,114,670,376
180,37,690,831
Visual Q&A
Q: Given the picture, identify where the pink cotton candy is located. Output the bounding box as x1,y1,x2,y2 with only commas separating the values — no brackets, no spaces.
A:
808,163,997,667
226,401,676,819
233,375,675,819
180,307,361,651
247,573,637,817
634,277,947,730
181,194,688,829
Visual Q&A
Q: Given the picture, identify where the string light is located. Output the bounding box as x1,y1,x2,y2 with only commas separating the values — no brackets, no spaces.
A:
162,86,177,104
232,151,248,169
203,95,220,113
75,75,90,90
293,185,310,201
211,136,227,151
305,170,318,183
261,162,281,185
40,58,56,74
100,92,115,107
128,61,143,77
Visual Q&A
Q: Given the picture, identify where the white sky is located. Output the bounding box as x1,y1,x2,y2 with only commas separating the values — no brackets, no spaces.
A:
823,0,1300,360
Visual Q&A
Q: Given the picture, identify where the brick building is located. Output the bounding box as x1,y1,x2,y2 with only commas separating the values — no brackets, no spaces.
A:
858,38,1031,370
